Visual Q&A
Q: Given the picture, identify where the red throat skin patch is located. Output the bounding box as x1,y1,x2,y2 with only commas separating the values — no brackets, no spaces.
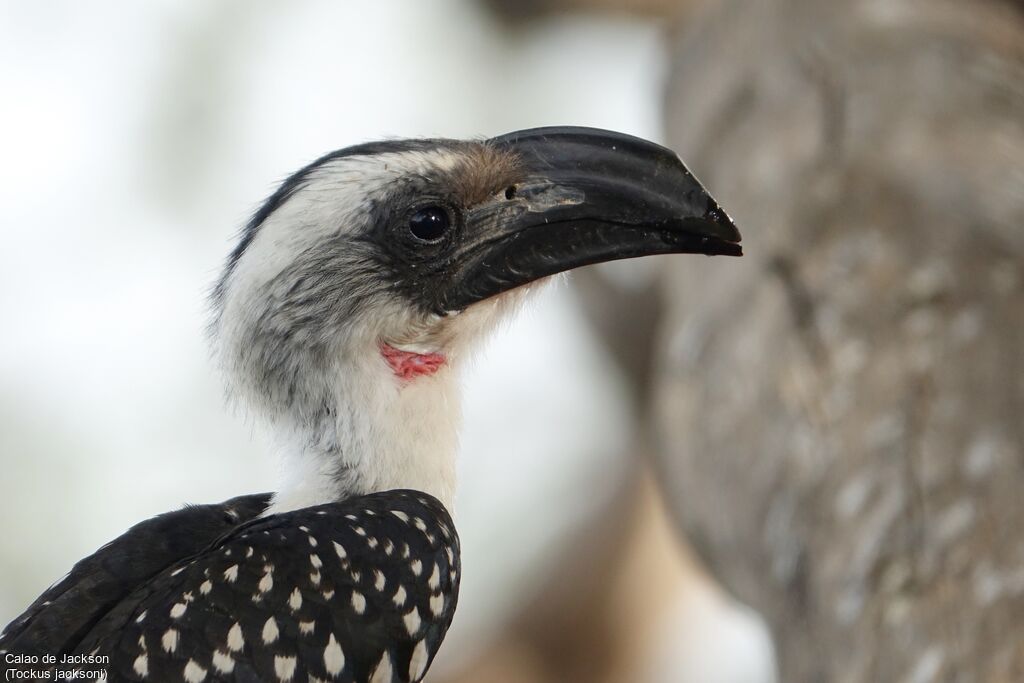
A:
379,342,446,381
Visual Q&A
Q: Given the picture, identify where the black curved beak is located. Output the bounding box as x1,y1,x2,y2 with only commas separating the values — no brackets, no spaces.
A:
440,126,741,312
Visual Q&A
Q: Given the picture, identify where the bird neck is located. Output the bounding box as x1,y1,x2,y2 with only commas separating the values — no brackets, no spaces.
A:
266,344,461,516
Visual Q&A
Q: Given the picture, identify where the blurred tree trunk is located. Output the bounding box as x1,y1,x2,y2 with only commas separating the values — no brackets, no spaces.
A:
654,0,1024,680
480,0,697,23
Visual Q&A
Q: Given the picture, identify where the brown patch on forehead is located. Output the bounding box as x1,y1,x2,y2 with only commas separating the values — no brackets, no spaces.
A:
445,144,524,207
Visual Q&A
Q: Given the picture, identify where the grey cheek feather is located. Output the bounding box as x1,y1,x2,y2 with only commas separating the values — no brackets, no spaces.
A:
228,240,386,426
222,249,388,498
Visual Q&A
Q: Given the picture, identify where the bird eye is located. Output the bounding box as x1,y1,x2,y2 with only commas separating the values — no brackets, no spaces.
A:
408,206,451,242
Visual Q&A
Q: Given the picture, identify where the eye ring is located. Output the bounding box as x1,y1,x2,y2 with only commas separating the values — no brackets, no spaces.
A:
408,205,452,242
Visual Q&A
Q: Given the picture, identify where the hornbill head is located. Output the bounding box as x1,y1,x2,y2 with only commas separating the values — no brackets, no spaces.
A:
211,126,740,508
215,126,738,353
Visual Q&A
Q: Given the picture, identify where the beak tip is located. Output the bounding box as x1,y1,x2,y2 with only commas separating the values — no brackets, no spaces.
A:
703,198,742,242
697,205,743,257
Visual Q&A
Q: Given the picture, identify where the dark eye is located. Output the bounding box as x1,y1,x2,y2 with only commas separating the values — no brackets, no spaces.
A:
408,206,451,242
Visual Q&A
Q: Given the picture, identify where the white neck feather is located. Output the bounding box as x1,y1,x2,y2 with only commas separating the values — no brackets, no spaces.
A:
266,349,461,515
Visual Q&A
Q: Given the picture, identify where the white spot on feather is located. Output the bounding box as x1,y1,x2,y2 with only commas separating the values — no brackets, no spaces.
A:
299,620,315,635
184,659,207,683
289,588,303,611
351,591,366,614
333,541,347,559
410,559,423,576
227,623,244,652
310,553,323,568
259,570,274,594
369,651,393,683
430,593,445,617
428,563,440,590
133,654,148,678
223,565,239,583
200,580,213,595
323,634,345,675
161,629,179,653
212,650,234,674
391,510,410,522
262,616,279,644
393,585,407,607
403,607,421,636
374,570,386,592
409,639,430,681
170,602,187,619
274,655,297,682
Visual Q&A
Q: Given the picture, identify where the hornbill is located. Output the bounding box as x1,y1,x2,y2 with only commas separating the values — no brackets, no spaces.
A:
0,127,740,682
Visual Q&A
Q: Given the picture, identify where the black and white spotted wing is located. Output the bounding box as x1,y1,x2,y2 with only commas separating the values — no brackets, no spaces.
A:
0,494,272,659
4,490,461,683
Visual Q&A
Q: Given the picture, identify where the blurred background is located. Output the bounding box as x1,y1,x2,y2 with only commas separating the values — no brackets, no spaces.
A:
1,1,1021,681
